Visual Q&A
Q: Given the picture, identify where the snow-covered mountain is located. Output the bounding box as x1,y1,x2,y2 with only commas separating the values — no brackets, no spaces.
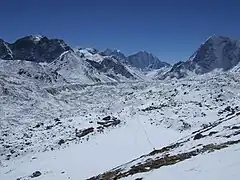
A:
48,51,117,84
127,51,170,70
101,49,170,70
0,35,71,63
0,36,148,84
160,35,240,79
74,48,146,81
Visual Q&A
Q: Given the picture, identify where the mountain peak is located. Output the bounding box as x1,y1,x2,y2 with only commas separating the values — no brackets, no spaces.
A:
127,51,169,70
0,35,72,62
29,35,44,42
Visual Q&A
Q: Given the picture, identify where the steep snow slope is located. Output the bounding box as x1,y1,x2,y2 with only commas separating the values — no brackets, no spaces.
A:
1,71,240,180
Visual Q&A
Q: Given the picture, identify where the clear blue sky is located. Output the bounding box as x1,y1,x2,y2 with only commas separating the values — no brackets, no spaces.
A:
1,0,240,63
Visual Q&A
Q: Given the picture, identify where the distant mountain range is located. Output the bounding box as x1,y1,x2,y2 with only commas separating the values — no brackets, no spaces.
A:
102,48,170,70
0,35,240,84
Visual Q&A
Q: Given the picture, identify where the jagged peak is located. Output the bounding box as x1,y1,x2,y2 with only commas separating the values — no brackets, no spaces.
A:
30,35,44,42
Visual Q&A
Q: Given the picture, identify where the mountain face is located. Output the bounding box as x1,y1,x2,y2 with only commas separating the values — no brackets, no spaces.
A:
0,35,71,63
192,36,240,72
127,51,170,70
163,35,240,79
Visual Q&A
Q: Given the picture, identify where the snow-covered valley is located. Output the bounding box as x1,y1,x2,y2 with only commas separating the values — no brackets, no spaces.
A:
1,70,240,180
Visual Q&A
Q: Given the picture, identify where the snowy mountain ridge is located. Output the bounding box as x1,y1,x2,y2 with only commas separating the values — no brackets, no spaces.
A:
0,36,151,85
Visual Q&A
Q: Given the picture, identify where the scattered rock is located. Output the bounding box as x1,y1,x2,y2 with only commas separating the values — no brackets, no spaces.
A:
34,123,41,128
54,118,61,122
30,171,41,178
97,117,121,127
102,116,111,121
142,104,167,112
4,144,11,148
193,133,204,140
58,139,65,145
56,121,62,125
180,120,191,130
76,127,94,138
197,102,202,107
224,106,231,112
231,126,240,130
97,126,104,133
46,125,54,130
208,131,218,136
